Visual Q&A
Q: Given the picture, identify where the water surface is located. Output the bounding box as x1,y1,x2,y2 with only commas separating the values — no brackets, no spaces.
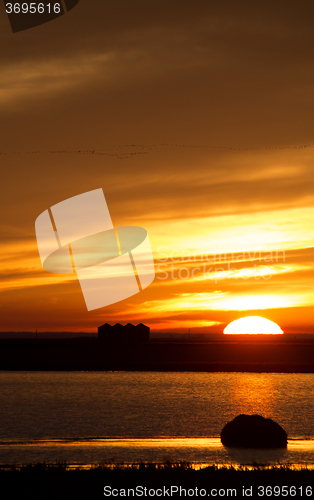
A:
1,372,313,466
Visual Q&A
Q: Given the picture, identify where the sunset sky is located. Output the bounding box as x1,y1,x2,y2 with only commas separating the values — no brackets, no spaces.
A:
2,1,314,333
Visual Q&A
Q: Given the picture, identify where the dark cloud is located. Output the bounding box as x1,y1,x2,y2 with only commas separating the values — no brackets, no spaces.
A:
2,0,314,148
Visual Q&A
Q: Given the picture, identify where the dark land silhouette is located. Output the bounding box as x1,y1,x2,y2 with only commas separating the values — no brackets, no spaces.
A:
1,326,314,371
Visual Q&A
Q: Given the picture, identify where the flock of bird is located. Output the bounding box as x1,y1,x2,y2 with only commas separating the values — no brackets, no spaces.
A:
1,142,314,159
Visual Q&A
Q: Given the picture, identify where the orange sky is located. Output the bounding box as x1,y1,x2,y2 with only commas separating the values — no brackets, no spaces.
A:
2,1,314,333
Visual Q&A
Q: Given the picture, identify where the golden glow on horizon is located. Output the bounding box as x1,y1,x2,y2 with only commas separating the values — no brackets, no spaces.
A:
224,316,284,334
155,261,306,285
151,206,314,256
4,197,314,332
212,294,304,311
138,292,310,315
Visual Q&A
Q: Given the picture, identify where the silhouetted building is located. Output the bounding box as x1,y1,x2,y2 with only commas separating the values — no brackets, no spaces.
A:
98,323,150,344
137,323,150,343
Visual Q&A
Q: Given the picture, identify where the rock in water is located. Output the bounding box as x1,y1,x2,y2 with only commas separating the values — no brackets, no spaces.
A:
221,414,287,448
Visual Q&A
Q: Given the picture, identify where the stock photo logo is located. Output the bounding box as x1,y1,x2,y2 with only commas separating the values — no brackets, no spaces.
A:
35,189,155,310
4,0,80,33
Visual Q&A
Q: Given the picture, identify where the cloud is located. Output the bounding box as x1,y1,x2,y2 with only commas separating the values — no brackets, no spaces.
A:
0,52,116,106
2,0,314,331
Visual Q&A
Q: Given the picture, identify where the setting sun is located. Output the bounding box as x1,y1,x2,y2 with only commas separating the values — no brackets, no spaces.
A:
223,316,284,335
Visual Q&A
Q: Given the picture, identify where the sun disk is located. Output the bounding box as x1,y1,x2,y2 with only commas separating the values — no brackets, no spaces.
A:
224,316,283,335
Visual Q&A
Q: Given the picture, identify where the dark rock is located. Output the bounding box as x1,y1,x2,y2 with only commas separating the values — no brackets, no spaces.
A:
221,414,287,448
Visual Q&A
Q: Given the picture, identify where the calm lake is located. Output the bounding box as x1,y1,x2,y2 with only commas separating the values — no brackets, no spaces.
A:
0,371,314,467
